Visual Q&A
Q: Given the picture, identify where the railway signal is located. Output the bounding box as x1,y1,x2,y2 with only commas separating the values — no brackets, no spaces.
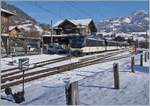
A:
18,58,29,94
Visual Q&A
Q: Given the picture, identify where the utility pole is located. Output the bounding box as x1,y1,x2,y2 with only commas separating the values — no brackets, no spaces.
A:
78,24,82,35
136,39,139,48
145,29,148,49
51,20,53,45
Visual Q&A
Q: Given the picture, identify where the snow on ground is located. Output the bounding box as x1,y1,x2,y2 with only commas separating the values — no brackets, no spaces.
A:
1,51,149,105
1,54,65,71
1,50,128,75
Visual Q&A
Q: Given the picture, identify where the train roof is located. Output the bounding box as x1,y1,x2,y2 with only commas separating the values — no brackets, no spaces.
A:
87,37,104,41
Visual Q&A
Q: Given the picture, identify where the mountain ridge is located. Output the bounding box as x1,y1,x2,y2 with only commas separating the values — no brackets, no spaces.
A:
2,1,149,33
96,10,149,32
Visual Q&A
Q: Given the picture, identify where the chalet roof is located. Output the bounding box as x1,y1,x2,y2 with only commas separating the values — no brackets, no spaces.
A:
1,8,16,15
9,24,43,33
53,19,93,27
1,33,9,37
53,20,64,28
43,34,80,37
69,19,93,26
9,26,17,31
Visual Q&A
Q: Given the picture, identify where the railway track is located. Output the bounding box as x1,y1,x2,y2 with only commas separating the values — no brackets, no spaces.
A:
1,56,70,73
1,49,130,89
1,49,125,77
1,48,122,73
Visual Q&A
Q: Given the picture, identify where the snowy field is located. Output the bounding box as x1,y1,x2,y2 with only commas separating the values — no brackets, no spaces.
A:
1,54,66,71
1,51,149,105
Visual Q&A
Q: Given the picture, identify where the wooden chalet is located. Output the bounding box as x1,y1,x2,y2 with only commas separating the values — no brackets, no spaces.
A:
1,8,16,55
53,19,97,35
9,26,21,38
8,24,43,52
43,19,97,49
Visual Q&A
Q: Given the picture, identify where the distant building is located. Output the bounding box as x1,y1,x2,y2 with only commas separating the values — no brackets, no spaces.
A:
1,8,16,55
1,8,16,34
42,19,97,50
1,8,43,54
9,26,21,38
9,24,43,51
53,19,97,35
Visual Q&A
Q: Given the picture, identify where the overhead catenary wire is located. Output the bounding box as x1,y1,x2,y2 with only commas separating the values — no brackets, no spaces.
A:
32,2,107,24
64,1,108,26
64,1,84,19
34,2,65,20
58,2,66,20
68,1,92,18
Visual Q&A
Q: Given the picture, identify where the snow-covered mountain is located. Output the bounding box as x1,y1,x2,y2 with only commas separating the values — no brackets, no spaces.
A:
2,1,149,35
96,10,149,32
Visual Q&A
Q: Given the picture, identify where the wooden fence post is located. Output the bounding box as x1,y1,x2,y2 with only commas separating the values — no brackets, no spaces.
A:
113,63,120,89
131,56,135,73
65,81,79,105
145,52,147,62
140,54,143,66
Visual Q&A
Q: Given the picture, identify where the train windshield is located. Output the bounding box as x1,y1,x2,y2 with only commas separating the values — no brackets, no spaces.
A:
70,36,85,48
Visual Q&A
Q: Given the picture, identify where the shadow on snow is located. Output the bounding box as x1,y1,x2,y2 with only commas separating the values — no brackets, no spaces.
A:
134,65,149,73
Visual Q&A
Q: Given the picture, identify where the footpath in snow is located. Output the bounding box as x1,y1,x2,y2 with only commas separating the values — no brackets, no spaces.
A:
1,51,149,105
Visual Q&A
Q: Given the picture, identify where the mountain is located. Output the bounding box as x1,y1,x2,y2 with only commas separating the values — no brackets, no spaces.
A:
96,10,149,32
1,1,50,35
2,1,148,34
2,1,37,25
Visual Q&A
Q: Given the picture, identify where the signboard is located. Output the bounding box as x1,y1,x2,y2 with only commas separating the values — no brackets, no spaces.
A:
19,58,29,71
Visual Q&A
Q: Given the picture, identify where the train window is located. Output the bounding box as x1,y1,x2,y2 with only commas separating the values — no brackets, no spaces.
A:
99,40,105,46
70,36,85,48
107,41,116,46
86,39,105,47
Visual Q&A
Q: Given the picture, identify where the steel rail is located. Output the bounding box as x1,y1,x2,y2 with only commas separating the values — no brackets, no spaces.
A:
1,49,129,89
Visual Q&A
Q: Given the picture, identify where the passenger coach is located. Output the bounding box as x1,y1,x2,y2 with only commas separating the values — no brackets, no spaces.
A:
69,35,129,56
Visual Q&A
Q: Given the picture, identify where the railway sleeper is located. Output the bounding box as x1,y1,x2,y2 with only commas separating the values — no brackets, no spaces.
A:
1,49,128,84
1,53,130,89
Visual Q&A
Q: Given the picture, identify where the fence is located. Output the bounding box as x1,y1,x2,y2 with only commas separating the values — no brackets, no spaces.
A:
63,51,149,105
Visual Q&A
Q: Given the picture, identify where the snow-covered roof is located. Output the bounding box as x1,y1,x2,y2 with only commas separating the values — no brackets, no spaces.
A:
69,19,92,26
9,26,17,31
1,8,16,15
1,33,9,36
43,34,80,37
42,34,51,37
131,32,147,35
43,34,69,37
133,36,146,41
15,24,32,31
9,24,43,33
53,20,64,28
122,17,131,23
34,25,44,32
97,32,114,36
53,19,93,27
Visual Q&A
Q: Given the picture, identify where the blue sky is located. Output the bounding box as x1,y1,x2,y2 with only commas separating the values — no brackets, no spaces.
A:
7,1,148,24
